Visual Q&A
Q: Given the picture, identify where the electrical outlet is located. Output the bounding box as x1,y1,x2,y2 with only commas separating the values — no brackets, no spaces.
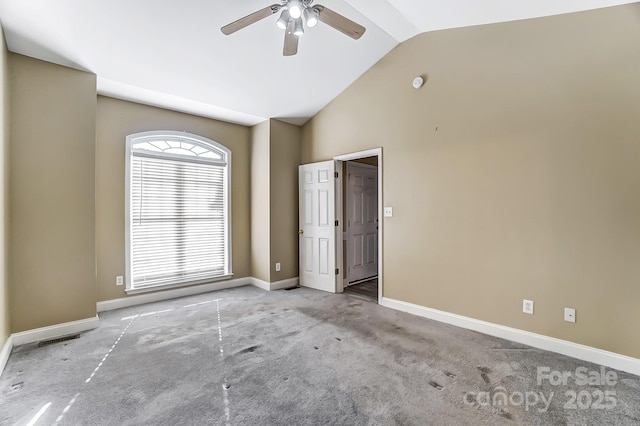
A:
523,299,534,314
116,276,124,286
564,307,576,323
275,263,281,272
384,207,393,217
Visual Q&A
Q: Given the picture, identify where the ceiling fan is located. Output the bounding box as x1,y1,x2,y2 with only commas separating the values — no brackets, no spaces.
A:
221,0,366,56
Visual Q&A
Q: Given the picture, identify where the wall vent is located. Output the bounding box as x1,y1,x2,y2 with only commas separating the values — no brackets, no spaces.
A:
38,334,80,347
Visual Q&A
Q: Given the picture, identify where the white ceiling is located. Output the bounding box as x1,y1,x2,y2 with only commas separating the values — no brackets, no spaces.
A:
0,0,635,126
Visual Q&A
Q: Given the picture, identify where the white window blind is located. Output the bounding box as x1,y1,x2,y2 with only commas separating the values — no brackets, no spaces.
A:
126,132,231,292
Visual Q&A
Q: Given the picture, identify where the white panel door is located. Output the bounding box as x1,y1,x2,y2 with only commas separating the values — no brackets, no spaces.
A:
299,161,336,293
346,162,378,283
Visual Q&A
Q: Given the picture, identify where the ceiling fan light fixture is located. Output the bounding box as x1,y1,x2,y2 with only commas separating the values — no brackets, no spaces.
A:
220,2,367,56
288,0,303,19
293,17,304,36
304,7,319,27
276,10,290,30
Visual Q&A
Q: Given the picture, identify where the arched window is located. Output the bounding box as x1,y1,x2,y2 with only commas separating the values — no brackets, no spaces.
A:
125,131,231,292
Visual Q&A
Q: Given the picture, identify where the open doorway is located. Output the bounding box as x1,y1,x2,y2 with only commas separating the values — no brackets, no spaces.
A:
342,158,378,302
298,149,382,303
334,149,382,304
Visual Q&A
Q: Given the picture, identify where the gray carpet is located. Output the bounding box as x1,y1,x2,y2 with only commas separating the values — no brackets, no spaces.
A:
1,285,639,425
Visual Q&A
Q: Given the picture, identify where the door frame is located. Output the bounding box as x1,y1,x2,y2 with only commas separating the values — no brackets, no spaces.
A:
334,148,383,304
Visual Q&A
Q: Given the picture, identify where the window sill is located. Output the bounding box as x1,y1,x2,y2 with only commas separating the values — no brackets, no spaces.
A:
125,274,234,295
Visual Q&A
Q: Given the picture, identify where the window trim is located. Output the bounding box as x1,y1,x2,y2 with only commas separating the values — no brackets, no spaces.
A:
125,130,232,293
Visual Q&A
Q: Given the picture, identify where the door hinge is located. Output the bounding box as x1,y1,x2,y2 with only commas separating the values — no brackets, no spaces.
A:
335,171,339,178
335,268,339,275
335,220,339,226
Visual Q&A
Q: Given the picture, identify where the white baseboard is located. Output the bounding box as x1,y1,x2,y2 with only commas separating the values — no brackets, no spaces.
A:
97,276,301,313
97,277,252,312
269,277,299,290
11,316,100,347
0,334,13,376
381,297,640,377
251,277,299,291
251,277,270,291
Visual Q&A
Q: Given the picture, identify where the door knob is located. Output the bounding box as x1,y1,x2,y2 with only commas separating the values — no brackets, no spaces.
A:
298,230,304,235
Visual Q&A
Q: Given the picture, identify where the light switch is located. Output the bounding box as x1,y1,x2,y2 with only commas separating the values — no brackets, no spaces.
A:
384,207,393,217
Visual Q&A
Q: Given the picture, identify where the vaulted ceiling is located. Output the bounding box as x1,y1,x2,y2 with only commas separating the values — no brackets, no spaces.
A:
0,0,634,125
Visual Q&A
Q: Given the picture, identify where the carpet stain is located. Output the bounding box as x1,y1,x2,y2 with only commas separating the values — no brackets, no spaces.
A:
478,367,491,384
296,307,379,341
498,409,513,420
429,381,444,391
237,345,259,355
279,331,301,339
475,367,490,383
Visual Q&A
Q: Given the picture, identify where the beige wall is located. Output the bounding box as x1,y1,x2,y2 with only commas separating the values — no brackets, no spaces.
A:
250,121,271,282
251,119,301,283
10,54,97,332
302,4,640,358
0,29,10,345
269,119,300,281
96,96,252,302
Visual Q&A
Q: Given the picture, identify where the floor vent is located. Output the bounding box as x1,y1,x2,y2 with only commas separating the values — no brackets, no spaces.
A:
284,286,300,291
38,334,80,347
